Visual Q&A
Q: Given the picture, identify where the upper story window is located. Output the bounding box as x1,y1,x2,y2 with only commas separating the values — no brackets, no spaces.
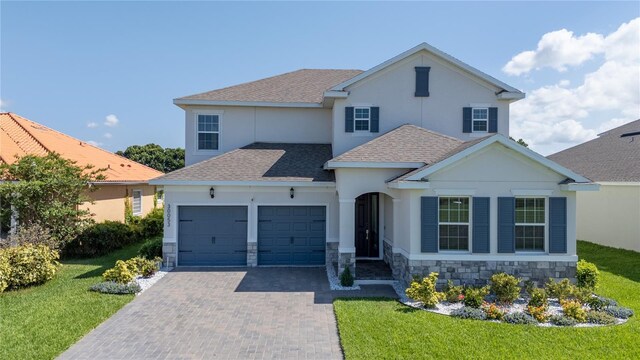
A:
472,108,488,133
438,197,470,251
515,197,545,251
197,114,219,150
354,107,370,131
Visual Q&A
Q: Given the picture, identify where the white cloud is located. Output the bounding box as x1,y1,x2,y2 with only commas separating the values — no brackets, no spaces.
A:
508,18,640,155
87,122,98,128
503,29,605,75
0,98,9,112
86,140,103,147
103,132,112,139
104,114,119,127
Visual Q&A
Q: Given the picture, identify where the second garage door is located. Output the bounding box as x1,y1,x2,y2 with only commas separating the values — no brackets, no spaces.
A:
258,206,326,265
178,206,248,266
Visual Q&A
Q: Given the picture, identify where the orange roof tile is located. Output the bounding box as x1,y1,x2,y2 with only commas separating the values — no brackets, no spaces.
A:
0,113,164,182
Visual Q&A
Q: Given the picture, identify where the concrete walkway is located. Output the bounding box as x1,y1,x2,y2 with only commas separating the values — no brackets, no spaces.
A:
59,267,397,360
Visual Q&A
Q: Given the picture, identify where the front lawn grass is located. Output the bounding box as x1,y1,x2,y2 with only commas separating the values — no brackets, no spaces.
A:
0,242,144,360
334,241,640,359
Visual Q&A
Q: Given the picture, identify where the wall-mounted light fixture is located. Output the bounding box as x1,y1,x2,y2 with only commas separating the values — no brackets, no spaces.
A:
209,187,215,199
290,187,294,199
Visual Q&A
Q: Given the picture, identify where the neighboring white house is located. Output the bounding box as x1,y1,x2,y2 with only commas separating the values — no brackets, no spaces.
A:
152,43,598,285
549,120,640,253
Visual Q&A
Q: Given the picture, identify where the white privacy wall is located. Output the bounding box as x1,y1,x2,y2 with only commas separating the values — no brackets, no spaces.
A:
183,106,333,165
162,185,339,245
576,184,640,252
331,50,511,156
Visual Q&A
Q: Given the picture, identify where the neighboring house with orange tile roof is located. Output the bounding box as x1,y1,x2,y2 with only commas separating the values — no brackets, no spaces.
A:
153,43,599,286
0,112,164,223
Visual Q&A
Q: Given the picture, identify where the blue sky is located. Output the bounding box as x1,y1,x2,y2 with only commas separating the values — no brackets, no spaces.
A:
2,1,639,155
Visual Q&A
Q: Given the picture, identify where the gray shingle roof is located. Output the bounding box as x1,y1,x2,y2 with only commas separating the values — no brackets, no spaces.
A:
177,69,363,104
155,143,334,183
548,120,640,182
330,124,464,164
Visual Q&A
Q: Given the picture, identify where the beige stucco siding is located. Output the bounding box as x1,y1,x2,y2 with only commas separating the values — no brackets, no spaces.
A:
84,184,157,222
332,50,511,156
183,106,332,165
577,184,640,252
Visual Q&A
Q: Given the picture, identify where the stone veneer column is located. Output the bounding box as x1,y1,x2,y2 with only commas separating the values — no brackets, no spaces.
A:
247,242,257,267
338,198,356,276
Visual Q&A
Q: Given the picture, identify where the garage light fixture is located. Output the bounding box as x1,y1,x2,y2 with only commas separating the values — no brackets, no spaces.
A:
210,187,215,199
290,187,294,199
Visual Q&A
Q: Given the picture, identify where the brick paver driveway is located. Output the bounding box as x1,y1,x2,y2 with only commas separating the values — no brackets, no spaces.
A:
59,267,397,359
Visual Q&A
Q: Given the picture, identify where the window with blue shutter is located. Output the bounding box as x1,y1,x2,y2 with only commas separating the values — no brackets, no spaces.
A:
472,197,490,253
463,107,472,133
421,197,438,253
345,107,354,133
498,197,515,253
415,67,431,97
549,197,567,253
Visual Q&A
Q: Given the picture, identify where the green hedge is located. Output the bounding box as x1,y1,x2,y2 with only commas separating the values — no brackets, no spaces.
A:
0,244,60,292
64,208,164,258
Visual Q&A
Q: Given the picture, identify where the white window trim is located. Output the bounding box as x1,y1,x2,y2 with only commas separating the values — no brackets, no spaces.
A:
438,196,472,252
353,106,371,132
514,196,548,253
471,107,488,133
132,189,143,216
194,111,223,153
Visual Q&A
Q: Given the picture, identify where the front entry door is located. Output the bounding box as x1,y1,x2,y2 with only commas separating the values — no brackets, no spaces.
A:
355,193,379,258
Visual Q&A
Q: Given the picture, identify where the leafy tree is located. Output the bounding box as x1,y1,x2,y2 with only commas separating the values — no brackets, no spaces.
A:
509,136,529,148
0,153,105,246
115,143,184,173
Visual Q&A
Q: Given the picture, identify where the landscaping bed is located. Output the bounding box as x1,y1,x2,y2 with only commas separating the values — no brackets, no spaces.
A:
334,241,640,359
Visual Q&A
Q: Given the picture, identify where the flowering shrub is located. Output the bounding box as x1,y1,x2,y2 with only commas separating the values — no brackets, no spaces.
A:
527,305,549,323
406,273,443,308
561,300,587,322
444,280,464,303
482,302,505,320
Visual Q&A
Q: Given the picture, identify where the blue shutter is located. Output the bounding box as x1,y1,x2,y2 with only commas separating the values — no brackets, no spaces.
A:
370,107,379,133
498,197,515,253
345,107,354,133
415,67,431,97
489,107,498,133
421,197,438,253
472,197,490,253
463,107,472,133
549,197,567,253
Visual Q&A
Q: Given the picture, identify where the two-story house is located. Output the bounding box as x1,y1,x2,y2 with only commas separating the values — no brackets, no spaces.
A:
152,43,597,285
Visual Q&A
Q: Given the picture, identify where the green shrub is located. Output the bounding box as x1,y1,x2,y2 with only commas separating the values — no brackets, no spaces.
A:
549,315,578,326
482,302,505,320
527,305,549,323
4,224,58,250
89,281,141,294
571,286,594,304
340,266,354,287
490,273,521,304
126,257,159,278
0,244,59,291
587,296,617,311
561,300,587,322
586,311,617,325
138,237,163,260
139,208,164,239
0,254,10,292
443,280,464,303
528,288,548,308
103,260,136,284
462,285,489,308
523,280,536,296
604,306,634,319
450,307,487,320
545,278,574,301
503,312,537,325
64,221,140,258
576,259,600,290
405,272,443,308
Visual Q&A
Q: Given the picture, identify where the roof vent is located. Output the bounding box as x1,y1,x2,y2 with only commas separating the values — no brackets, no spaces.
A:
620,131,640,138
